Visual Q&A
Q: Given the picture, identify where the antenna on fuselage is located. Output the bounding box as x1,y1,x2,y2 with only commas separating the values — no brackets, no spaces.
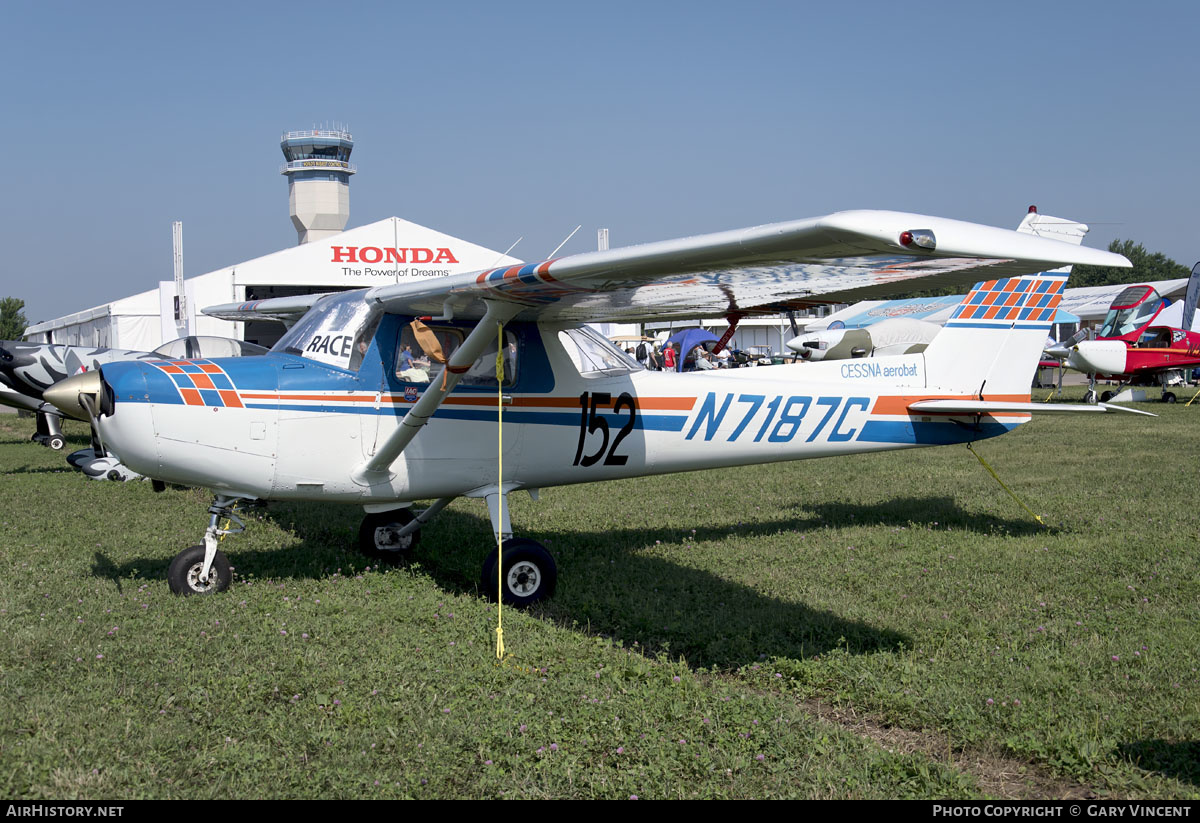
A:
546,225,582,259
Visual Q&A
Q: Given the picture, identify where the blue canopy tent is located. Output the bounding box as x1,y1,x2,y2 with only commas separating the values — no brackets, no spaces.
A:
665,328,720,372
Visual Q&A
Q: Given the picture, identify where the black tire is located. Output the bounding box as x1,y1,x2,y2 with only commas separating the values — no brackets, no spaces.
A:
47,435,65,450
167,544,232,596
1084,390,1097,404
480,538,557,608
1163,392,1177,404
1100,391,1115,403
358,509,420,563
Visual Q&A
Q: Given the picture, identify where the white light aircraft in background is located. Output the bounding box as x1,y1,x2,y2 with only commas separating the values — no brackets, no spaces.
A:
48,209,1142,604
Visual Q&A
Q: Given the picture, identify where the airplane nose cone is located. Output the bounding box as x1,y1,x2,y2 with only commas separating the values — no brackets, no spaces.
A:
43,371,102,421
1071,341,1128,376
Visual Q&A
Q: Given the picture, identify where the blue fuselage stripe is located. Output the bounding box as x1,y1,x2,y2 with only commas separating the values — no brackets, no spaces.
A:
239,403,687,431
857,420,1019,445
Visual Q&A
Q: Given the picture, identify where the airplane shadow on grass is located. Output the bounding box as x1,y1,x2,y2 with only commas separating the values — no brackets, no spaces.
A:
90,499,929,670
790,496,1050,537
1117,740,1200,788
3,465,87,475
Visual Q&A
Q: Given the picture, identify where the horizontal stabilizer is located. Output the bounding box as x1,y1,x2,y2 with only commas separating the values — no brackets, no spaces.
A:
907,399,1157,417
203,293,329,324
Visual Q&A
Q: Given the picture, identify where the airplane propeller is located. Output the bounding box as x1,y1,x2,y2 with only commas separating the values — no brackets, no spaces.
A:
1043,327,1090,361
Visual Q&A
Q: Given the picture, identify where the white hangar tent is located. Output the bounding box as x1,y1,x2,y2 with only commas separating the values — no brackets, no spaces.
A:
26,290,163,348
25,218,521,350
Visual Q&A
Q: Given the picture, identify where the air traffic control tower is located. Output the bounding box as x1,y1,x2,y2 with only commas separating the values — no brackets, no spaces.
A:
280,129,356,244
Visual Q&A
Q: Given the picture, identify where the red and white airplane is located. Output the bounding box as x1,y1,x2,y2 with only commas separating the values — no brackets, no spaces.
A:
46,209,1140,604
1050,263,1200,403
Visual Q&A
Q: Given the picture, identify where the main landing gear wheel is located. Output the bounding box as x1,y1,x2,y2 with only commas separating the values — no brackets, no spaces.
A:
1100,390,1115,403
167,544,232,595
47,435,65,450
1163,392,1177,404
480,538,557,609
358,509,421,564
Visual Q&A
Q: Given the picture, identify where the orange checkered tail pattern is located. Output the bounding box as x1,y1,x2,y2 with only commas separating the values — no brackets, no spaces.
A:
922,271,1068,398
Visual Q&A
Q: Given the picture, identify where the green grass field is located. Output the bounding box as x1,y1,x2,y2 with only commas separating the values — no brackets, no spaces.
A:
2,391,1197,799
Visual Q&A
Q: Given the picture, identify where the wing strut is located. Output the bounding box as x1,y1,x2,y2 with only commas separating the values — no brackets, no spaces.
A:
351,300,523,486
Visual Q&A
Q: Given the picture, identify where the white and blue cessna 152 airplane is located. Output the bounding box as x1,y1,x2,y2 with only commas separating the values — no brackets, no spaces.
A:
47,209,1138,604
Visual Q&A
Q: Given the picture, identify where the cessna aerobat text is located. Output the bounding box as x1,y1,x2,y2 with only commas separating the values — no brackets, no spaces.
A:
47,209,1137,603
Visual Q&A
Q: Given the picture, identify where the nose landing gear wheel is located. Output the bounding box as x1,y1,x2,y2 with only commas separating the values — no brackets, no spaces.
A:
1162,392,1177,404
481,538,557,608
358,509,421,563
168,544,232,595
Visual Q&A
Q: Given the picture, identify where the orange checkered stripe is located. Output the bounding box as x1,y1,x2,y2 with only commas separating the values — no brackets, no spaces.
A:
947,274,1067,326
147,360,244,408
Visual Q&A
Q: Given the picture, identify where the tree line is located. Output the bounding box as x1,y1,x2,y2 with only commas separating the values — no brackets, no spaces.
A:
897,239,1191,299
0,297,27,341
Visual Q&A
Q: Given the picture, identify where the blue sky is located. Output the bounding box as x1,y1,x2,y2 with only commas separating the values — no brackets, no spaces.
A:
3,1,1197,325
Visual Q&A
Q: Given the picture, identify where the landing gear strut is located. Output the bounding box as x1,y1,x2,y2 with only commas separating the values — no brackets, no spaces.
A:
32,411,65,450
358,508,421,563
168,495,249,595
355,497,457,564
474,487,557,608
481,538,557,608
359,490,559,608
168,544,232,595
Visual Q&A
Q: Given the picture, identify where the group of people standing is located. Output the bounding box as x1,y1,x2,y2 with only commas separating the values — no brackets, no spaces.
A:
626,340,730,372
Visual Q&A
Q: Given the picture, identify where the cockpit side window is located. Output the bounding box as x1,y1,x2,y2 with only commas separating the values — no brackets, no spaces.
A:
557,327,643,376
395,323,517,387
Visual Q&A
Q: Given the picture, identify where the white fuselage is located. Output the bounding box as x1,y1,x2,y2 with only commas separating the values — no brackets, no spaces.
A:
98,324,1023,504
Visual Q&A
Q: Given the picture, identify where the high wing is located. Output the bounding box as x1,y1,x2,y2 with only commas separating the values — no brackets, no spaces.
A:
203,211,1130,326
360,210,1130,322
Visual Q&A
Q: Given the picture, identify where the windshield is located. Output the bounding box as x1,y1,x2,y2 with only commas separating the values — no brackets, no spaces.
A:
153,336,268,359
1099,293,1161,338
271,291,377,370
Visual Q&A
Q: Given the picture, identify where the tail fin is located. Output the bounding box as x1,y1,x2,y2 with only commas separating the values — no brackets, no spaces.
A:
923,271,1069,396
923,209,1085,396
